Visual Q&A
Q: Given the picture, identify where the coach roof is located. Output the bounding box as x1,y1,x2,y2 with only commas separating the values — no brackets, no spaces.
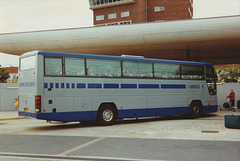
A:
22,50,214,66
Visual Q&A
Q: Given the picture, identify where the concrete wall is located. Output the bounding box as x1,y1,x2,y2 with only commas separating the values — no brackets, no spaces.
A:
217,83,240,108
0,83,18,111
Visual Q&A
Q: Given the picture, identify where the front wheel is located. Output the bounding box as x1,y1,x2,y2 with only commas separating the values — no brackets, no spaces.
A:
97,105,117,126
189,102,202,118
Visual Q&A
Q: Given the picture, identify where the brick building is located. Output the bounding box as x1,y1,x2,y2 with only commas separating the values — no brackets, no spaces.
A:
89,0,193,26
2,67,18,83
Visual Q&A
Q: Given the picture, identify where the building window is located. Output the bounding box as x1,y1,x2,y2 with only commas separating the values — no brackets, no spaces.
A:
96,20,132,26
119,20,131,25
96,15,104,21
108,13,117,19
121,11,130,17
155,6,165,12
89,0,135,9
188,7,193,17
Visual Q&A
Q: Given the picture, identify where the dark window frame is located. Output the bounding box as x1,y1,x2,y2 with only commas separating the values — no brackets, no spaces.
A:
122,60,153,78
205,66,217,95
44,56,64,77
86,58,122,77
153,63,181,79
181,64,205,80
64,57,85,77
43,56,211,81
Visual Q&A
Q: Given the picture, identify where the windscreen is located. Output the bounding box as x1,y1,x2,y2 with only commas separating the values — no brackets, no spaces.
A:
206,66,217,95
20,56,35,71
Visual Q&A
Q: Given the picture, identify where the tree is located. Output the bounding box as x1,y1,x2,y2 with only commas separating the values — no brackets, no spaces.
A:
216,64,240,83
0,67,10,83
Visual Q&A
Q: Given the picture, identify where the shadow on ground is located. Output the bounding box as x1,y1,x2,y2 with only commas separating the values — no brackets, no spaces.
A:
27,114,217,131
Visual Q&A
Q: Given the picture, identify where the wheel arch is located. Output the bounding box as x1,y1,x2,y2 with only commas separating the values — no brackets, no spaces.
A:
97,102,118,118
190,100,203,109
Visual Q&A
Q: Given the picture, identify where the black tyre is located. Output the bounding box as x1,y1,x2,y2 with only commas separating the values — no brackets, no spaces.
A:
223,103,230,109
97,104,117,126
190,102,202,118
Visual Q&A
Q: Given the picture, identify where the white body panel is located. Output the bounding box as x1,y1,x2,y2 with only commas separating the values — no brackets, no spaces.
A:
18,51,218,122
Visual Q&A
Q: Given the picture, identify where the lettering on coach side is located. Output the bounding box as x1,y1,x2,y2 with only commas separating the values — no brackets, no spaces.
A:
19,82,35,87
187,84,201,89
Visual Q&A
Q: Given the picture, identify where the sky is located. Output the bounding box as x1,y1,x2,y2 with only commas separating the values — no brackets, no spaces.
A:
0,0,239,67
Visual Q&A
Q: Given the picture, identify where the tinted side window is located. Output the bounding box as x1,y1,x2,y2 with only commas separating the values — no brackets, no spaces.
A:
181,65,204,79
65,57,85,76
45,57,63,76
154,63,180,79
123,61,153,77
86,59,121,77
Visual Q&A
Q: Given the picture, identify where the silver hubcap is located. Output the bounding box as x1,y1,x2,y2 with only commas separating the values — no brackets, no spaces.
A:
193,106,200,114
102,109,113,122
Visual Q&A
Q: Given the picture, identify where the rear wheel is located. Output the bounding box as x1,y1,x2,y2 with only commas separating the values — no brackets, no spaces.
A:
190,102,202,118
97,104,117,126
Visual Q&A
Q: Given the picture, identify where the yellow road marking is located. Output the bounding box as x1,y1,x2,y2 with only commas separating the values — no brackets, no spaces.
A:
0,117,29,121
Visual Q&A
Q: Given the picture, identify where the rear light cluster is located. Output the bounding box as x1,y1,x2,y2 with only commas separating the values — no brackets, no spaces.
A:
35,96,41,113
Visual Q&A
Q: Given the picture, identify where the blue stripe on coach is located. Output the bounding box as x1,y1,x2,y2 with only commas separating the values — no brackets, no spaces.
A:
77,83,86,88
66,83,70,89
72,83,75,89
121,84,137,89
88,83,102,89
44,82,188,90
139,84,159,89
18,105,217,122
161,84,186,89
104,84,119,89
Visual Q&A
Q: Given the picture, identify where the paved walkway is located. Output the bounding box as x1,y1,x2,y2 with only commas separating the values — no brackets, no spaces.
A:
0,111,30,121
0,111,19,120
0,109,239,121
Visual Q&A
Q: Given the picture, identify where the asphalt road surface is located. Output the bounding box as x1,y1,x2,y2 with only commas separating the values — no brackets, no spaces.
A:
0,114,239,161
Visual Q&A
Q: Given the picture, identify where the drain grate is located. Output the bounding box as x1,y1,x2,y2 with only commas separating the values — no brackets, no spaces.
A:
201,130,219,133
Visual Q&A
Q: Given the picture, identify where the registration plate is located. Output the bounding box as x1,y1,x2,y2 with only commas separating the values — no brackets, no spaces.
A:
24,108,29,112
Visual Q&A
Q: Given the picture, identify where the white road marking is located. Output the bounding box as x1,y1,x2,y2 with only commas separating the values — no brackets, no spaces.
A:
59,137,105,155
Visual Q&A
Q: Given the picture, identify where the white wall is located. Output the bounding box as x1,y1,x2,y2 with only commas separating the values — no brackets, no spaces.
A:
0,83,18,111
217,83,240,108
